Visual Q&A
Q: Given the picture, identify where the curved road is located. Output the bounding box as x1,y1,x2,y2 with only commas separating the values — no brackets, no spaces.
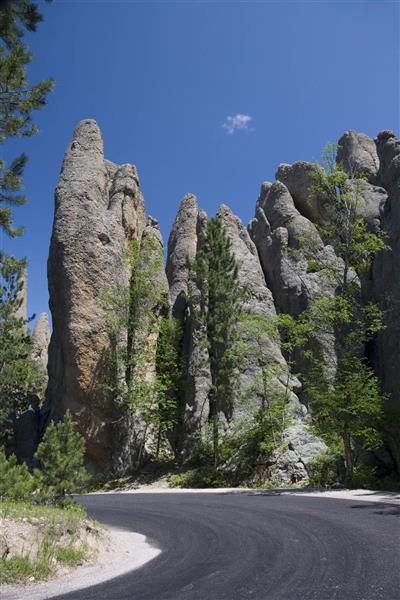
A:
53,491,399,600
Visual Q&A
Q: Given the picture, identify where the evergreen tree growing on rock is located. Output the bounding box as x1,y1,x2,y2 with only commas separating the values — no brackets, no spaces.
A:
190,216,242,466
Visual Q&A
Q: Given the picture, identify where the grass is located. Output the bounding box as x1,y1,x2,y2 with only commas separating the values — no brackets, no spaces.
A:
0,553,53,584
0,500,95,585
54,544,87,566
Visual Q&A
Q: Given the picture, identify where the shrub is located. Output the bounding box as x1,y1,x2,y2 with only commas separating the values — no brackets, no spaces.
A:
350,464,378,490
306,260,322,273
0,448,35,501
307,452,337,487
169,467,229,488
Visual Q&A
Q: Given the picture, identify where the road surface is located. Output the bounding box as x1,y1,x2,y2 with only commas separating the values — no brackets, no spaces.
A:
52,490,399,600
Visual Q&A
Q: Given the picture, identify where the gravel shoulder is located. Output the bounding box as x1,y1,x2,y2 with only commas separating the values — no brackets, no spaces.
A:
91,485,400,504
1,527,161,600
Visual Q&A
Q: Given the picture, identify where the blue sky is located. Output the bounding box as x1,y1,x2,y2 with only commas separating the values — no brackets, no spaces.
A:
2,0,399,326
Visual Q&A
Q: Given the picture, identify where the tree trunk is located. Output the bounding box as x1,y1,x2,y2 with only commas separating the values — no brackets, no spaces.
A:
209,393,219,468
343,430,354,485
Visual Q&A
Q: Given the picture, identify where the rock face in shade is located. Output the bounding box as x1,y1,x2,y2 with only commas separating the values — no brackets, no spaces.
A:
46,119,146,475
31,313,50,371
372,130,400,471
337,130,380,183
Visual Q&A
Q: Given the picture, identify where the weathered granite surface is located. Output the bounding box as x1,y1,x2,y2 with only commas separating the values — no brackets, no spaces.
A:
46,119,147,475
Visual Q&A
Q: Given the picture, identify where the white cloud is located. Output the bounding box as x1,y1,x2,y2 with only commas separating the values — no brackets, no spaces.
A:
222,113,253,135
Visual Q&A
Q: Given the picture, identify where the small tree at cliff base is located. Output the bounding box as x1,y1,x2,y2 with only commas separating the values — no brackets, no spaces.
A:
34,411,88,506
189,216,242,467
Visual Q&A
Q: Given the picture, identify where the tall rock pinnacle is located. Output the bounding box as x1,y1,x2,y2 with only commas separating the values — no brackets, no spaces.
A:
46,119,147,474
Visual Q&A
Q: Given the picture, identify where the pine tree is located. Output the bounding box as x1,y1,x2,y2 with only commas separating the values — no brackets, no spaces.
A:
154,316,183,457
0,254,45,444
0,0,53,236
191,217,242,466
34,411,88,505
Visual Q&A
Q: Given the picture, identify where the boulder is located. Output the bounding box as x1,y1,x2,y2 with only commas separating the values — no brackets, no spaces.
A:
337,130,379,183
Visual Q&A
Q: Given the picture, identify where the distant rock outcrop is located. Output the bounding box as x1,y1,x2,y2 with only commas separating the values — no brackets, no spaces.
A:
31,313,50,372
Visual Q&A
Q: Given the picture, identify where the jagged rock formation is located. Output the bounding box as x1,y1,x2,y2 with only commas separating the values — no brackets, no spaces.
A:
46,119,149,475
43,120,399,482
249,180,341,382
31,313,50,371
166,196,327,482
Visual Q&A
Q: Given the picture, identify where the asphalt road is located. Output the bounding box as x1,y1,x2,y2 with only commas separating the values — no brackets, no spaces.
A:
52,491,399,600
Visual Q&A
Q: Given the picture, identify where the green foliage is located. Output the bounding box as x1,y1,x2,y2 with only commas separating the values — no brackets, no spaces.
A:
310,144,388,284
0,254,45,441
0,153,27,237
154,316,183,456
169,466,229,489
189,216,242,465
307,358,384,470
350,464,378,490
0,447,35,500
100,232,183,460
307,452,337,487
100,234,167,397
295,143,389,484
0,0,53,236
34,411,88,505
238,314,294,457
306,260,321,274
